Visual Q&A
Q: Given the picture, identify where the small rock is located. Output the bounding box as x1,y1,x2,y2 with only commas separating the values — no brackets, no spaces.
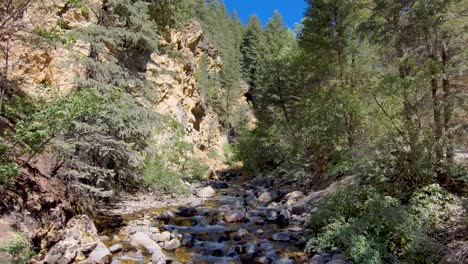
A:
308,255,325,264
158,231,171,242
258,191,279,204
234,228,249,241
254,256,270,264
176,206,198,217
163,239,181,251
284,191,303,203
197,186,216,198
224,210,247,223
272,232,291,241
212,248,224,257
88,242,112,264
244,242,257,254
256,229,264,235
112,235,120,241
149,227,160,233
109,244,123,253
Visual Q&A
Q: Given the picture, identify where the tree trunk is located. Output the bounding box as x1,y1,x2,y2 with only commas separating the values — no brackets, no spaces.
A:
441,40,454,163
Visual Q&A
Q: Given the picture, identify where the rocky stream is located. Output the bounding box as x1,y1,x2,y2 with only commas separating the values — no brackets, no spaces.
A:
43,170,349,264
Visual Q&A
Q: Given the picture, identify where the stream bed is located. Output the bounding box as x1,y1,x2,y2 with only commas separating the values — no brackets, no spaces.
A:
99,171,311,264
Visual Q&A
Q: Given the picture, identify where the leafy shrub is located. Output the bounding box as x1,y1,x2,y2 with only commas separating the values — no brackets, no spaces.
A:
0,142,20,189
3,233,35,263
307,189,442,264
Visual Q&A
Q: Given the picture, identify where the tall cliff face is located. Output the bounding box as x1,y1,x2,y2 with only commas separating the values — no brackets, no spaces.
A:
6,1,247,170
147,21,230,169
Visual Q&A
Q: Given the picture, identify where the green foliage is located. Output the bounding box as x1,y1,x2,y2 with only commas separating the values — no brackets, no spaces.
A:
0,141,19,189
3,233,35,264
149,0,195,29
32,27,62,44
143,116,209,193
307,189,442,264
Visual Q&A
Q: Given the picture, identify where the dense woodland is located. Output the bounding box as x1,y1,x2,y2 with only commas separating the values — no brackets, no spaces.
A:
0,0,467,263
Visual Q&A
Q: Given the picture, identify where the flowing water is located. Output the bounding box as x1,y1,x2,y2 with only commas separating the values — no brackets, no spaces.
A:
100,172,309,264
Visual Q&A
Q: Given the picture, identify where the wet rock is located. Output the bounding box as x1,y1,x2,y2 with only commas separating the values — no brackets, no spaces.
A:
244,194,258,207
272,232,291,241
88,242,112,264
258,191,279,204
130,232,161,254
291,203,307,215
100,235,110,242
256,229,264,235
266,207,290,225
209,180,229,189
234,228,249,241
158,231,171,242
240,253,255,263
197,186,216,198
109,244,123,253
155,211,176,222
224,210,247,223
244,242,257,254
163,239,181,251
255,219,265,225
308,255,325,264
254,256,270,264
181,233,195,246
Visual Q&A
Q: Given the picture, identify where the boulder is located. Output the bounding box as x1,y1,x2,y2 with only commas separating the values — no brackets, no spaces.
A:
272,232,291,242
151,250,167,264
43,215,100,264
130,232,161,254
158,231,171,242
257,191,279,204
308,255,325,264
284,191,304,205
163,239,181,251
224,210,247,223
109,244,123,253
197,186,216,198
88,242,112,264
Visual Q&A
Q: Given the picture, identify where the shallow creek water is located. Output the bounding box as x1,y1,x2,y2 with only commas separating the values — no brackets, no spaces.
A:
99,173,309,264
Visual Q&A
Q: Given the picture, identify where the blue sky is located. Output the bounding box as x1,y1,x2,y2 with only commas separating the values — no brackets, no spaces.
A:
223,0,308,29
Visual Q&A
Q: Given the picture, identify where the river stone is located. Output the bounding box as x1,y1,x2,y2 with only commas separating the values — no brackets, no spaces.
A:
254,256,269,264
234,228,249,241
244,194,257,207
258,191,279,204
284,191,304,202
109,244,123,253
308,255,325,264
130,232,161,254
158,231,171,242
224,210,247,223
88,242,112,264
256,229,264,235
197,186,216,198
244,242,257,254
163,239,181,251
272,232,291,241
151,250,166,264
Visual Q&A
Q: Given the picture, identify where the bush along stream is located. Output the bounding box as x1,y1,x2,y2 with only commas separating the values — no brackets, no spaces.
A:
43,169,349,264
